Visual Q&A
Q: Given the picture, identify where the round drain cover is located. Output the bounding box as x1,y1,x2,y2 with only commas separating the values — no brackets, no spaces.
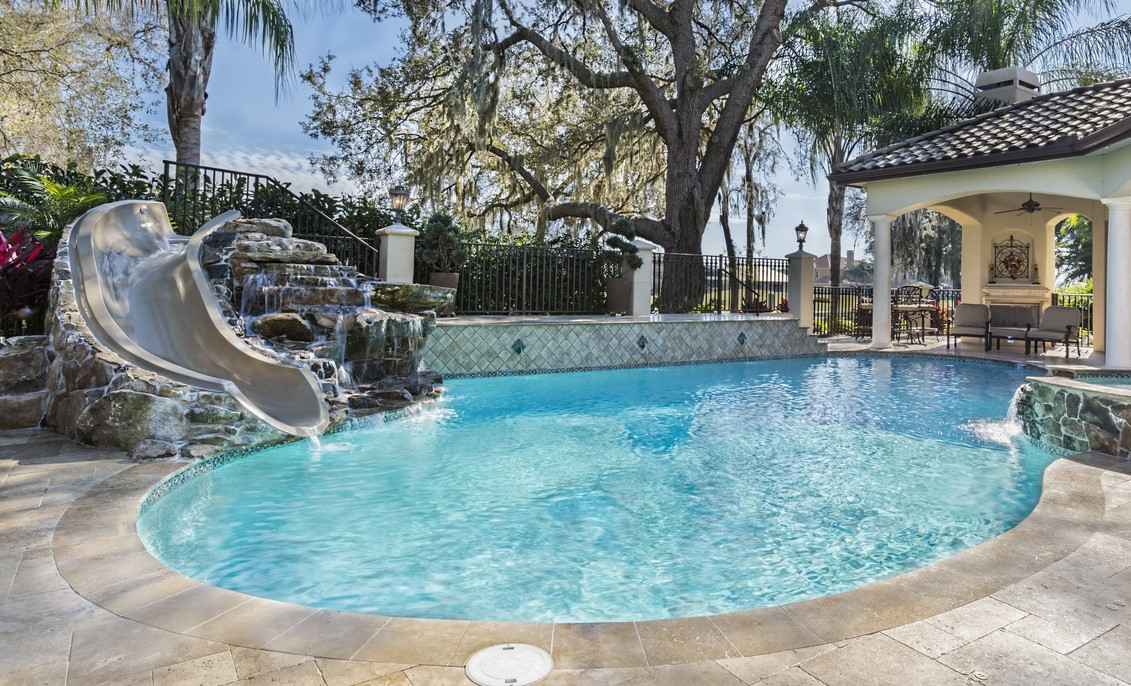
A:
465,643,553,686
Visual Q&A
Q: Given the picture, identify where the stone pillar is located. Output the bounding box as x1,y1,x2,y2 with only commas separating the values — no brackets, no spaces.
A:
1103,198,1131,367
375,224,419,285
786,249,815,330
870,215,894,349
959,221,984,305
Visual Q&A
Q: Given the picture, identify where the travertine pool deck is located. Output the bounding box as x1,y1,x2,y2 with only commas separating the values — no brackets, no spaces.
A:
4,352,1131,684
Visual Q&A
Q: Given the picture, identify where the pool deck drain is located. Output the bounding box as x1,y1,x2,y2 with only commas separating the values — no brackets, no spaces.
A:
465,644,553,685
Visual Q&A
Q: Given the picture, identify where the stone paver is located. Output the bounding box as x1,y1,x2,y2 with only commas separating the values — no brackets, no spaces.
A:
940,629,1125,686
1,405,1131,686
1071,625,1131,682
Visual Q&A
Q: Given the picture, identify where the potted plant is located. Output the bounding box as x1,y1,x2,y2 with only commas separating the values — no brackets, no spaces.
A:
416,212,465,290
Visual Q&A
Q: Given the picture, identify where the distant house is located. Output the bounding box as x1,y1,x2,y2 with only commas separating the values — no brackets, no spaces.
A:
815,250,856,284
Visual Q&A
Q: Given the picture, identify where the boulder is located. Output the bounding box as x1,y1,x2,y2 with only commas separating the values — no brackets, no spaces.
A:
130,439,177,460
0,390,46,429
76,390,188,452
221,218,294,238
232,236,338,265
0,336,49,393
252,313,315,342
368,283,455,314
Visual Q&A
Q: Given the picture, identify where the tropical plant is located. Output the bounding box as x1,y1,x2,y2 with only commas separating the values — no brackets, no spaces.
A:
0,167,106,242
778,5,932,287
927,0,1131,91
1056,214,1092,285
69,0,298,166
0,229,56,335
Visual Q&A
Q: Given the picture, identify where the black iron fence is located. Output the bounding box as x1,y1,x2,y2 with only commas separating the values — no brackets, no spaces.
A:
1052,292,1094,347
452,242,622,315
161,160,380,275
812,286,962,338
651,253,789,314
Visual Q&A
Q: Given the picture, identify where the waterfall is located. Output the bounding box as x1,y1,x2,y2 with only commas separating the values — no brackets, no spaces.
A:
362,282,374,309
334,313,354,392
963,385,1025,445
240,272,278,318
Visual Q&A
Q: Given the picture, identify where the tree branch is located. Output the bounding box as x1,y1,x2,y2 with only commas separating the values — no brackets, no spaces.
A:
546,202,672,245
624,0,674,36
492,6,636,90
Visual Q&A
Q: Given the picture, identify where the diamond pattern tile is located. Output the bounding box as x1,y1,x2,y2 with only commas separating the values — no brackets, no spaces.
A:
421,317,824,377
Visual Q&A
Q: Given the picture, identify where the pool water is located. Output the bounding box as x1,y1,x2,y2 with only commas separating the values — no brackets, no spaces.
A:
139,355,1054,623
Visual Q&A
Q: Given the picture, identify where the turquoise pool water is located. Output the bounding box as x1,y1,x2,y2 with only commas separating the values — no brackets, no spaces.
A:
139,355,1054,623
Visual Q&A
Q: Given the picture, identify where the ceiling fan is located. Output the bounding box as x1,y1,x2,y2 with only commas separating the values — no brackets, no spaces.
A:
994,193,1064,215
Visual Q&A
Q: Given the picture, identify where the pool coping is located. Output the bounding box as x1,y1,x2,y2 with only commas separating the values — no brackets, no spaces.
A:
52,450,1121,668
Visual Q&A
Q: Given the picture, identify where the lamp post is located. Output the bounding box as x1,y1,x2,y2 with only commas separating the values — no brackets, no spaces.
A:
794,220,809,252
389,185,410,223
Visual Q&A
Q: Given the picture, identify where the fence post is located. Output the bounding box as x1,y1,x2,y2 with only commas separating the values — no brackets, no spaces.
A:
609,239,660,316
787,249,816,330
375,223,419,284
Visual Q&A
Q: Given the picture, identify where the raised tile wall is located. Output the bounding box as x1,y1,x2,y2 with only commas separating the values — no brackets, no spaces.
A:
422,317,825,376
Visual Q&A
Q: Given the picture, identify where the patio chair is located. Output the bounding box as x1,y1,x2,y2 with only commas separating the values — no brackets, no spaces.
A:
1026,306,1083,360
946,303,989,350
988,305,1038,352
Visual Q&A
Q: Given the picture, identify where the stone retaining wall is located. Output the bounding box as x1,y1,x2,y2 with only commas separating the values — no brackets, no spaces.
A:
1017,377,1131,458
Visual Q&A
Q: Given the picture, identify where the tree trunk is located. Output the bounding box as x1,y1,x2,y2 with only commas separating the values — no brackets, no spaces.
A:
719,198,740,312
826,179,846,332
166,7,215,167
657,143,711,313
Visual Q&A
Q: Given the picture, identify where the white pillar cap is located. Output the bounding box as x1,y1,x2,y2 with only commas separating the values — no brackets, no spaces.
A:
786,249,816,258
631,237,662,251
1101,197,1131,209
375,223,419,237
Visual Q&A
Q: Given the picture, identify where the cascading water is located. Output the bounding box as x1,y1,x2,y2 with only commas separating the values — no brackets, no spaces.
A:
333,312,354,393
963,385,1025,445
240,272,279,320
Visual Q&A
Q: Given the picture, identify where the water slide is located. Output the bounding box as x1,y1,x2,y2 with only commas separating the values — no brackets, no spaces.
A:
69,200,329,437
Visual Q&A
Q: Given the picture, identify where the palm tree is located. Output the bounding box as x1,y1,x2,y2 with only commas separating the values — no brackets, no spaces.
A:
73,0,296,166
779,6,931,287
0,168,106,242
928,0,1131,96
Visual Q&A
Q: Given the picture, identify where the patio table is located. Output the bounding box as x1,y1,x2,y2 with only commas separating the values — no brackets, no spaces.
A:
857,302,938,344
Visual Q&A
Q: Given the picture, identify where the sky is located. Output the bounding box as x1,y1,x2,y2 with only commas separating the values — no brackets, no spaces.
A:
141,4,849,261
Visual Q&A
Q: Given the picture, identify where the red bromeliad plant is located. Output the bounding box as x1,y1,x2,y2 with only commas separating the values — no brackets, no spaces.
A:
0,229,55,334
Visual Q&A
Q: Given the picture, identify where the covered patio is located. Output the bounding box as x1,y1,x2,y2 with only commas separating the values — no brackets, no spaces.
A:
832,78,1131,366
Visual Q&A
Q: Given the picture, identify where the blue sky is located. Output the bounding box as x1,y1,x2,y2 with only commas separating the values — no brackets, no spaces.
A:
142,4,849,260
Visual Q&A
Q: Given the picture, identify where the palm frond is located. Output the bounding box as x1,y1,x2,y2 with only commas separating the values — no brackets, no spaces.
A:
211,0,297,90
1025,16,1131,75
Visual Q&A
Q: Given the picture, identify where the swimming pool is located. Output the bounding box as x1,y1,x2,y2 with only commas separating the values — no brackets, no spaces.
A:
138,355,1054,623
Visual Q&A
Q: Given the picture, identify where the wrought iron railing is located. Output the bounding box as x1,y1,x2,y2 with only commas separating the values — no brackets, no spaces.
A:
160,160,380,275
1052,292,1094,346
812,286,961,338
651,253,789,314
452,242,622,315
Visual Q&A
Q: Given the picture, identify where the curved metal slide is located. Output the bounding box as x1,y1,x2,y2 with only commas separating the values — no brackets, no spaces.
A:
69,200,329,437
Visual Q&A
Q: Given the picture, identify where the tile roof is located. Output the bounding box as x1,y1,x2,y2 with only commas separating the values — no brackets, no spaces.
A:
831,78,1131,184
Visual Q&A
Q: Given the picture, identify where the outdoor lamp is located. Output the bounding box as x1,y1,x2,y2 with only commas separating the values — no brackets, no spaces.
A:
794,221,809,251
389,185,410,211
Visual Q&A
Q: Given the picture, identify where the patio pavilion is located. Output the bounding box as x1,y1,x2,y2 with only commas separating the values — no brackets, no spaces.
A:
832,76,1131,365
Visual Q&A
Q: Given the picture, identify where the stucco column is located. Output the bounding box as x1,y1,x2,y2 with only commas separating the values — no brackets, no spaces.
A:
870,215,893,349
787,249,816,330
628,239,659,316
1103,198,1131,367
375,223,419,284
1093,213,1107,352
959,221,984,305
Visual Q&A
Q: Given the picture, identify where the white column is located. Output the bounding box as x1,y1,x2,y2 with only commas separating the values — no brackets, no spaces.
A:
959,221,984,305
787,249,816,330
628,238,659,316
870,215,894,349
1103,198,1131,367
375,224,419,284
1093,211,1107,352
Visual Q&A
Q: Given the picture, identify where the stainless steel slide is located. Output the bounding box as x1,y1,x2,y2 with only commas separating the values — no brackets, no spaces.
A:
69,200,329,437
